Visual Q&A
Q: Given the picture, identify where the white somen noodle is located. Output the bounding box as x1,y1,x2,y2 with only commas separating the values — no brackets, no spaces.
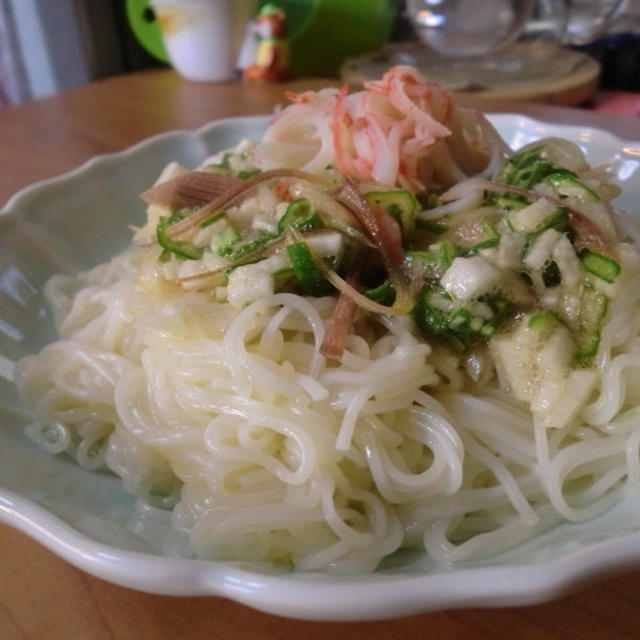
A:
14,66,640,572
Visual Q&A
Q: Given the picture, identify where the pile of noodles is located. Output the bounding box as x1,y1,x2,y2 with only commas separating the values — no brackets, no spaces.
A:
14,69,640,573
16,234,640,572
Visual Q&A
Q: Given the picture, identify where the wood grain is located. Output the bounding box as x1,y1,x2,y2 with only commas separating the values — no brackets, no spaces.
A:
2,520,640,640
1,68,640,639
0,71,330,207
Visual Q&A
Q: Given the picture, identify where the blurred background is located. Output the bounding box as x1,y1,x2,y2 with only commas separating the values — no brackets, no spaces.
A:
0,0,638,109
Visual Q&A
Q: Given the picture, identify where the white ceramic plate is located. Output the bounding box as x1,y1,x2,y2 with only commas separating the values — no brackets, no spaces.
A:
1,115,640,621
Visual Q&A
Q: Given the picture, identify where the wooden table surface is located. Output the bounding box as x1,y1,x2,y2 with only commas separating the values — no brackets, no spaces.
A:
1,69,640,639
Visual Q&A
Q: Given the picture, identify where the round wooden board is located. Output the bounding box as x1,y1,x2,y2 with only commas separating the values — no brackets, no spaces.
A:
453,55,600,108
341,49,600,108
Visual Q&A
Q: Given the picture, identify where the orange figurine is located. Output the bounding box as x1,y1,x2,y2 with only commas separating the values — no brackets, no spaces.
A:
242,4,289,83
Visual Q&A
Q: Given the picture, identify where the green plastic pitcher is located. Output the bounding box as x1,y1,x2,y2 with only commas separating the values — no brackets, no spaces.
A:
127,0,393,78
270,0,393,77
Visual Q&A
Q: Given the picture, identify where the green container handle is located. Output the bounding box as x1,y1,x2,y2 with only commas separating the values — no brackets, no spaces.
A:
126,0,169,63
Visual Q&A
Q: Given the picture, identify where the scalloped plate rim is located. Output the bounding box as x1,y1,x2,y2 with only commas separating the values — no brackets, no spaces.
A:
1,113,640,621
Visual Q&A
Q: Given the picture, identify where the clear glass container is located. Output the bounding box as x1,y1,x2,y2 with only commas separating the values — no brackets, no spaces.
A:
406,0,625,58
